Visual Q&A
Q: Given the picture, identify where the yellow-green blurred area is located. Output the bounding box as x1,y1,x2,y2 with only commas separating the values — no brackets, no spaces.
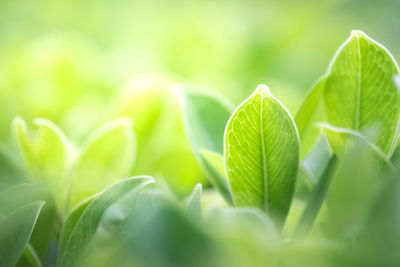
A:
1,0,400,196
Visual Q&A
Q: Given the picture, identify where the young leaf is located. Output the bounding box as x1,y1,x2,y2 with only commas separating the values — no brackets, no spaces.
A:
69,118,136,207
58,176,154,267
0,201,44,267
224,84,300,224
186,183,202,221
323,30,400,155
12,117,70,207
179,88,233,203
295,77,327,157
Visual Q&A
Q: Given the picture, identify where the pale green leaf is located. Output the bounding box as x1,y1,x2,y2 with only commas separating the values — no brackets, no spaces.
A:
69,118,136,207
186,183,202,221
58,176,154,267
0,201,44,267
323,30,400,155
12,117,70,207
179,88,233,203
224,84,300,224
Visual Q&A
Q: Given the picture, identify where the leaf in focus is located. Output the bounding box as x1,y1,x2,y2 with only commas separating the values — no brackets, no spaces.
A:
0,201,44,267
186,183,202,221
323,30,400,155
179,88,233,202
58,176,154,267
69,118,136,207
12,118,70,207
295,77,326,158
224,84,300,225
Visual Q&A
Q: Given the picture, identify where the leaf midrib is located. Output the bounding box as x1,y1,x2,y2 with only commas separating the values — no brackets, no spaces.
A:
259,90,269,212
355,34,362,130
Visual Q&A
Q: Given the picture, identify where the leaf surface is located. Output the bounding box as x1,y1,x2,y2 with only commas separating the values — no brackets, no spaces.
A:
224,85,299,224
58,176,153,267
0,201,44,267
323,30,400,155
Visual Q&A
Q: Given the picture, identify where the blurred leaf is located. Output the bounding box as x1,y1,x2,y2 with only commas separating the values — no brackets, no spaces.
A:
0,201,44,267
324,138,392,241
84,187,217,267
319,123,391,168
323,30,400,155
357,174,400,266
179,88,233,155
295,77,326,158
12,117,70,208
112,79,203,196
179,88,233,202
0,144,27,189
69,118,136,207
186,183,202,221
294,155,339,237
58,176,154,267
224,85,299,225
17,244,43,267
199,149,232,204
0,183,58,261
205,207,278,249
58,195,96,259
111,78,173,172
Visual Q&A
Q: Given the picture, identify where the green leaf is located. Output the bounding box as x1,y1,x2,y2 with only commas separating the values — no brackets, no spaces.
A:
295,77,327,158
199,149,232,204
179,88,233,203
294,155,339,237
324,139,391,240
17,244,43,267
58,195,96,259
186,183,202,221
58,176,154,267
224,84,300,224
69,118,136,207
0,144,28,189
0,183,58,261
0,201,44,267
12,117,70,207
323,30,400,155
319,123,392,168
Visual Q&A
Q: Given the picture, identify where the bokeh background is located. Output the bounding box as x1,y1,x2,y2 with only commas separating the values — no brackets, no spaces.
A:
1,0,400,195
